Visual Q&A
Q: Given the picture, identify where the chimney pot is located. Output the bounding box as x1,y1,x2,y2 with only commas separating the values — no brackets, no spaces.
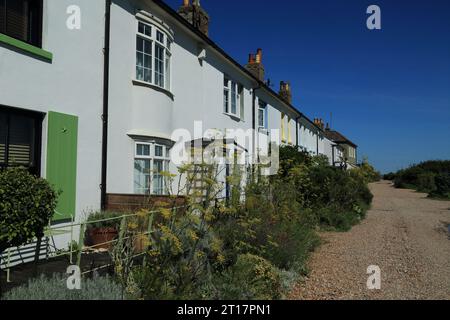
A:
256,48,262,64
245,48,265,81
279,81,292,104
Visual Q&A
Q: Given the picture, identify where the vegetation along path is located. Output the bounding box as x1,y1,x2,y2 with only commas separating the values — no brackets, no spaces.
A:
290,180,450,300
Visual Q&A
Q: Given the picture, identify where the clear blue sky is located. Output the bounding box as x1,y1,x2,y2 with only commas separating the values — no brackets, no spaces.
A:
165,0,450,173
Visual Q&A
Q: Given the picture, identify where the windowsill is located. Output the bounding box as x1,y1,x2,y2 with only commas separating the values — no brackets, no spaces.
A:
132,79,174,100
224,112,241,122
0,33,53,62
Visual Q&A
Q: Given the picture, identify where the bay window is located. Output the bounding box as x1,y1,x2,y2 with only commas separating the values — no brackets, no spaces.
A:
134,142,171,195
136,20,172,90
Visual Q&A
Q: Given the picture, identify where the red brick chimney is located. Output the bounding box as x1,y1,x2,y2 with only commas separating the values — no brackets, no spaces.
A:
178,0,210,36
279,81,292,104
314,118,325,130
245,48,265,81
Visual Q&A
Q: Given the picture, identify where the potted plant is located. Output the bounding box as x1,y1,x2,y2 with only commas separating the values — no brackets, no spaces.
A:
85,211,122,250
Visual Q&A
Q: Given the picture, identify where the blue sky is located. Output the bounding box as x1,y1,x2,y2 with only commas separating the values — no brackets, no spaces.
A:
165,0,450,173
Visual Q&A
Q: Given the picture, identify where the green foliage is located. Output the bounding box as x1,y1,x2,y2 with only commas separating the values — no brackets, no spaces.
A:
429,173,450,199
3,274,122,300
359,158,382,183
383,172,397,181
392,160,450,199
86,211,123,229
0,168,58,253
110,147,374,301
116,164,226,300
209,254,281,300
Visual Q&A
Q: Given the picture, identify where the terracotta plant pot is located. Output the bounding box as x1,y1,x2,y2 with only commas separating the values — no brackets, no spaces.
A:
88,227,118,250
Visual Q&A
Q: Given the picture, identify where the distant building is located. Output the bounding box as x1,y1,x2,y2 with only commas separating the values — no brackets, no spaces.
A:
322,123,358,169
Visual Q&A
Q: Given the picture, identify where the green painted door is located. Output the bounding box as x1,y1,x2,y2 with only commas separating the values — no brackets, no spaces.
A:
46,112,78,221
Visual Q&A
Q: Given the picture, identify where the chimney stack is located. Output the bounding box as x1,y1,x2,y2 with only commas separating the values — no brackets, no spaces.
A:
279,81,292,104
178,0,210,36
314,118,325,130
245,48,265,81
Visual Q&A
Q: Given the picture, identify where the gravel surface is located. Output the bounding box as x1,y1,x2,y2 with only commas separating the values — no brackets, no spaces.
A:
290,180,450,300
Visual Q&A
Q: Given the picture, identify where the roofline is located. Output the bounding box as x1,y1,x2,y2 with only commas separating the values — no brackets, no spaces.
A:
326,130,358,148
151,0,324,133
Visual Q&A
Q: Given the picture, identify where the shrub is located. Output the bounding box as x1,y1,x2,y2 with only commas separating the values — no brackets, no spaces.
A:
391,161,450,199
429,173,450,199
0,168,58,253
3,274,122,300
211,254,281,300
356,158,381,183
86,211,123,229
383,172,396,181
416,172,436,192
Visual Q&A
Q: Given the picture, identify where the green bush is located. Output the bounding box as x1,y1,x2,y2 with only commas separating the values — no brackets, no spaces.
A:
392,161,450,199
86,211,123,229
211,254,281,300
416,172,436,192
0,168,58,253
3,274,122,300
429,173,450,199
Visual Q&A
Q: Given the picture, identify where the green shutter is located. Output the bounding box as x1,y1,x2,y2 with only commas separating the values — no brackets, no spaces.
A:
46,112,78,221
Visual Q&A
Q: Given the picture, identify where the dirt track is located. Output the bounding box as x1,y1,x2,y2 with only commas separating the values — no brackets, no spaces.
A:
290,180,450,300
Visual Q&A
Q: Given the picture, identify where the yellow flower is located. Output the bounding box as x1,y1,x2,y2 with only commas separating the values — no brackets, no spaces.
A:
187,230,199,242
137,209,149,218
217,254,225,264
160,208,172,220
128,222,138,230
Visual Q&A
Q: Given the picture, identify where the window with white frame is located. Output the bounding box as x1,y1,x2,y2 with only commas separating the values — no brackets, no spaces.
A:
136,21,172,90
223,75,243,118
258,100,267,129
134,142,171,195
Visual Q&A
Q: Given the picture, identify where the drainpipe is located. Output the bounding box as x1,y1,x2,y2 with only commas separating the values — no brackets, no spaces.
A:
316,132,319,156
101,0,111,210
295,115,301,149
251,83,261,175
332,145,336,167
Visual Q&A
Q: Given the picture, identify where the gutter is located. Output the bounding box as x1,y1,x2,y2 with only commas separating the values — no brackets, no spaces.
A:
101,0,112,210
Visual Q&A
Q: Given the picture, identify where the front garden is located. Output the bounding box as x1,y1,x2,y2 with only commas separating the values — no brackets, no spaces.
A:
0,146,375,300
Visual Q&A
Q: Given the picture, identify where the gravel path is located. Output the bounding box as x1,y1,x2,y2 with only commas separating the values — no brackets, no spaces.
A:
290,180,450,300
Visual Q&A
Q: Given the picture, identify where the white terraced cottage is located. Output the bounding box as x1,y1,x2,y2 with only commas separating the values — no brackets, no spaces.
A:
0,0,352,254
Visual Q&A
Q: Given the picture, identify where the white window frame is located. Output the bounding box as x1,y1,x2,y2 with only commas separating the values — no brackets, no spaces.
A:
223,76,243,119
258,101,267,129
134,141,171,195
135,19,173,91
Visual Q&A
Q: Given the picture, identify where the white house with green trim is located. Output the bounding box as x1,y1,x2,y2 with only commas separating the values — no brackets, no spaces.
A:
0,0,356,259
